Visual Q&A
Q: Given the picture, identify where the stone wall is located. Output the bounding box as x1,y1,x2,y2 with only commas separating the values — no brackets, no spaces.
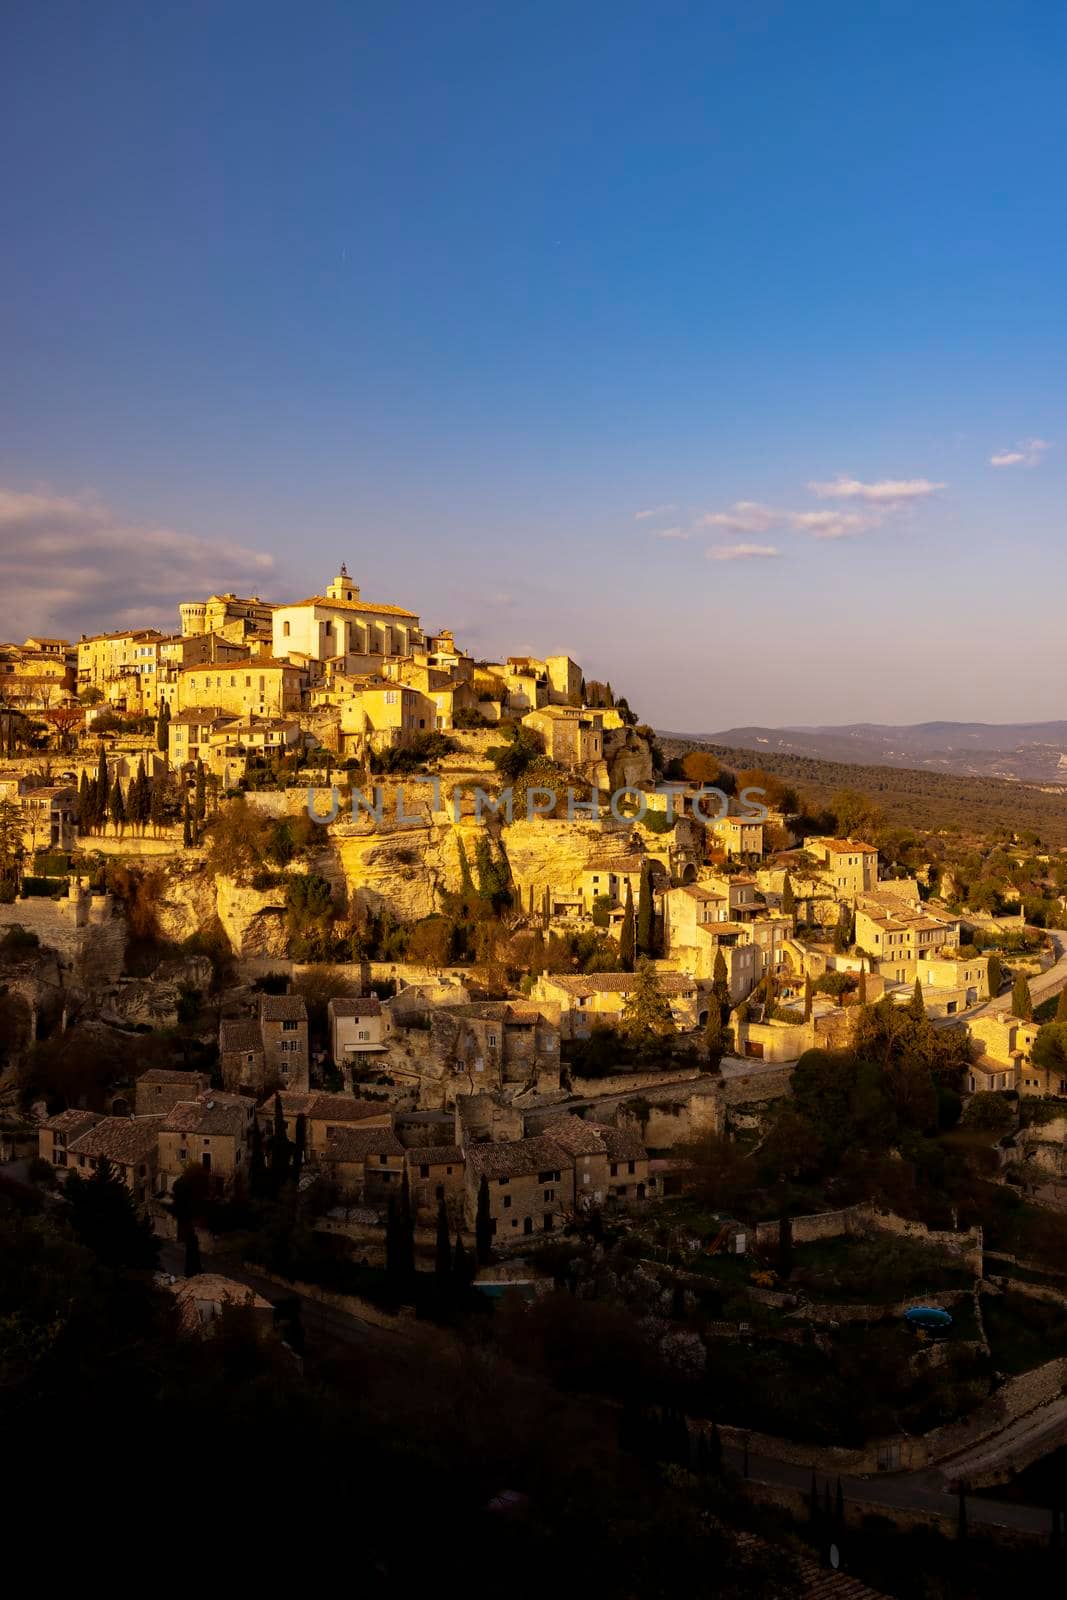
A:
720,1066,793,1107
752,1203,983,1272
567,1064,702,1099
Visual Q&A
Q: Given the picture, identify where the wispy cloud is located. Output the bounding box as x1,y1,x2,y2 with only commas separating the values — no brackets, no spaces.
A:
654,526,690,540
0,485,281,639
807,476,945,502
696,500,780,535
789,508,882,540
634,503,677,521
707,542,780,562
990,438,1049,468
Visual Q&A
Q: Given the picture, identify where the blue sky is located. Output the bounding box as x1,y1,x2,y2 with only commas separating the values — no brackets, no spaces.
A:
3,1,1065,728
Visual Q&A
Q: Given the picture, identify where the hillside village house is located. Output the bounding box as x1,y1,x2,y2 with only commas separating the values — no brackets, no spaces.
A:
804,837,879,899
63,1116,163,1203
261,1092,392,1155
259,994,310,1092
325,1124,406,1202
465,1135,575,1238
157,1095,253,1192
854,903,962,981
709,816,765,858
177,657,306,718
541,1114,653,1204
328,995,387,1063
134,1068,210,1116
77,627,166,697
580,852,669,914
532,970,701,1037
38,1109,101,1173
427,1001,562,1099
967,1015,1063,1096
338,678,438,754
522,705,604,768
271,564,422,664
0,638,76,709
406,1144,466,1220
180,592,276,642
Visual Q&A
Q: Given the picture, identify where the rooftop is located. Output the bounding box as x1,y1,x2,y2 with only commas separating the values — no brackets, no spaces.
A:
68,1116,163,1165
325,1126,404,1161
467,1135,570,1180
259,994,308,1023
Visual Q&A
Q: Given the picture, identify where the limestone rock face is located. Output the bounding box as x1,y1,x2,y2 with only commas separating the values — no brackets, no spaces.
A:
215,876,288,957
501,816,637,906
157,864,287,956
157,867,218,945
332,822,467,921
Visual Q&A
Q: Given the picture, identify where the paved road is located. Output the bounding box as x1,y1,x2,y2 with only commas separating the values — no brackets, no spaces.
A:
159,1242,389,1348
722,1441,1056,1537
946,932,1067,1026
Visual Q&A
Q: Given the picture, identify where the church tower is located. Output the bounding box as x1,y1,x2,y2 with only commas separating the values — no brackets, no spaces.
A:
325,562,361,604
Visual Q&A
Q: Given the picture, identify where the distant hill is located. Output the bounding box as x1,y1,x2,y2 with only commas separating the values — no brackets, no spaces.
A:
671,722,1067,783
656,734,1067,846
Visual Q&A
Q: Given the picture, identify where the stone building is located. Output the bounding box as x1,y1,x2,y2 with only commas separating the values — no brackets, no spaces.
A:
405,1143,466,1221
38,1109,101,1175
64,1116,164,1203
157,1095,253,1192
325,1124,406,1202
134,1068,210,1117
259,993,309,1093
428,1001,560,1100
464,1135,574,1240
328,995,386,1064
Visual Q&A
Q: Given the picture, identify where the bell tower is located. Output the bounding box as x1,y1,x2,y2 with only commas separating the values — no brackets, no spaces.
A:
325,562,360,603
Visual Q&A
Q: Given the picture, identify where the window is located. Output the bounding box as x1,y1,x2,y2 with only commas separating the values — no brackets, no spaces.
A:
610,1162,618,1177
420,1164,429,1178
435,1184,444,1200
379,1154,388,1164
283,621,290,637
498,1176,509,1186
503,1194,512,1208
179,1148,187,1162
282,1019,298,1032
543,1189,554,1202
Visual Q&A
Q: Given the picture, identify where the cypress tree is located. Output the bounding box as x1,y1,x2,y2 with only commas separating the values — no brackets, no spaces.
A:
858,963,868,1007
182,795,193,847
156,699,171,755
95,745,108,815
398,1167,416,1278
1012,975,1033,1021
270,1093,290,1192
987,953,1003,1000
803,974,813,1022
149,773,166,834
134,758,149,829
1057,986,1067,1024
475,1175,493,1264
781,874,796,916
452,1230,474,1293
712,949,731,1020
184,1226,202,1278
435,1198,452,1295
779,1211,793,1276
909,977,926,1020
637,860,653,955
291,1113,307,1189
194,758,206,823
77,770,91,836
250,1117,267,1197
108,776,126,835
619,881,636,971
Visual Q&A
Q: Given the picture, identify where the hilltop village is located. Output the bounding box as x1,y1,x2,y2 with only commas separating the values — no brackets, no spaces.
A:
4,564,1067,1565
